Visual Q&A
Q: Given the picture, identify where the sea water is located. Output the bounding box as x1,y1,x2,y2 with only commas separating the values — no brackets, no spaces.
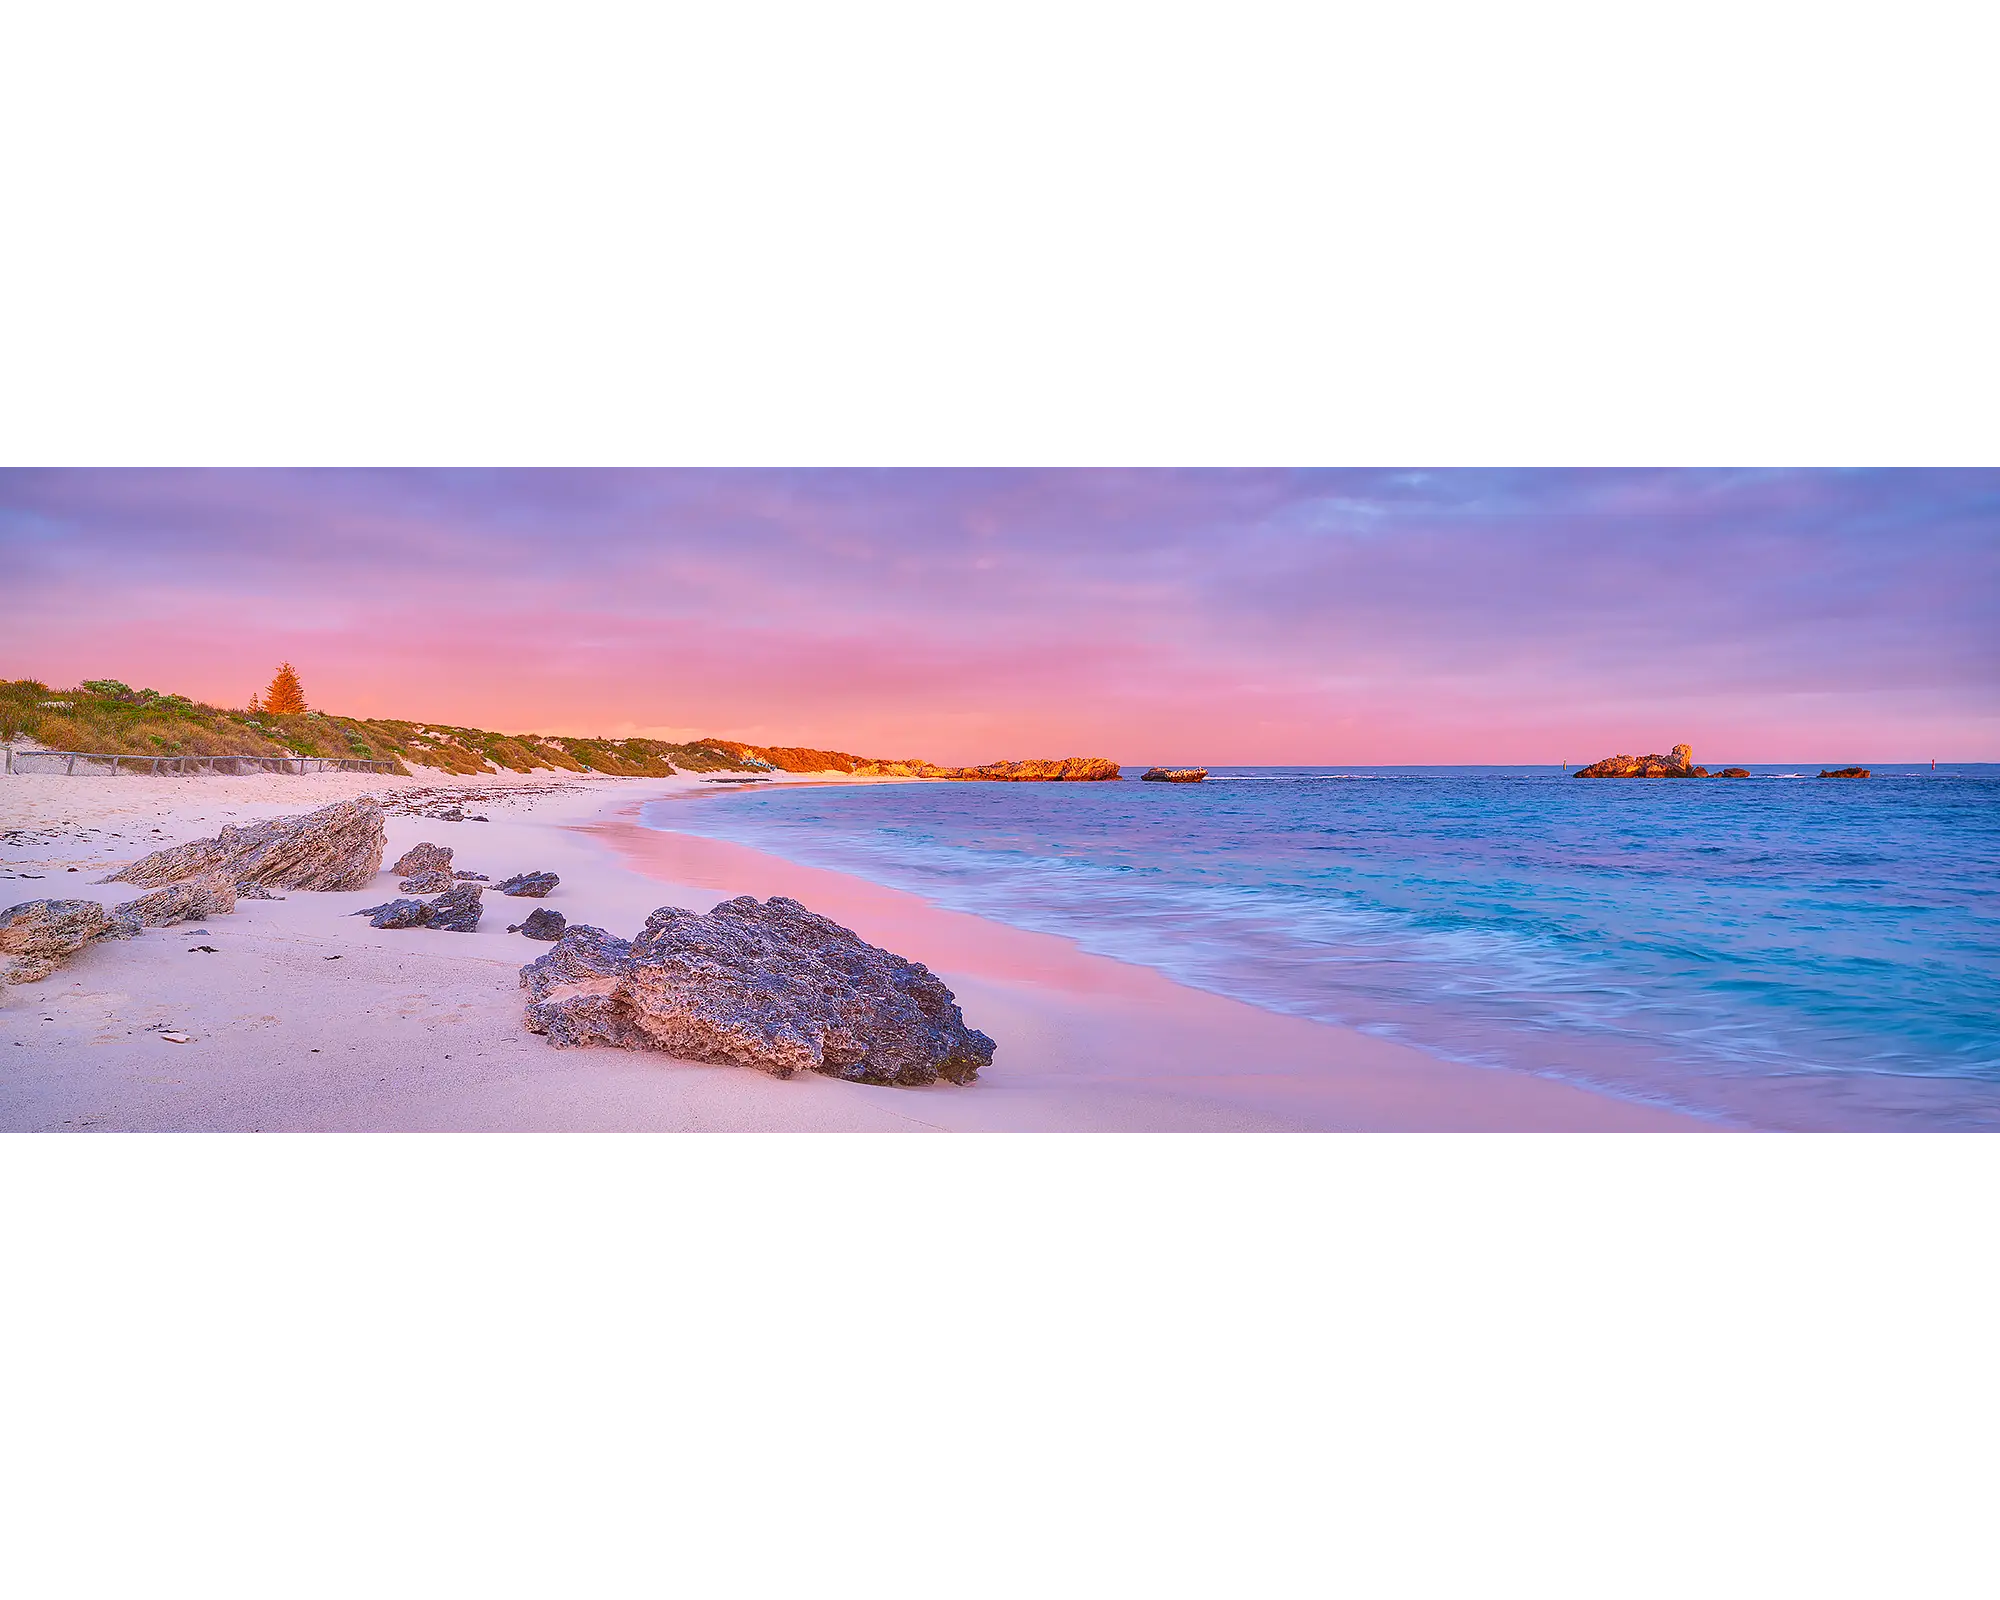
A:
641,767,2000,1130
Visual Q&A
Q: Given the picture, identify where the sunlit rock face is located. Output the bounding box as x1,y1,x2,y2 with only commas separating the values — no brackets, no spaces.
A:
1574,744,1702,778
522,896,996,1086
854,756,1121,782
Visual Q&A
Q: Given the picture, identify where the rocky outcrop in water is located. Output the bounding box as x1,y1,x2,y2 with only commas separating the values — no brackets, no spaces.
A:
1,899,114,984
107,799,386,891
854,756,1121,782
112,872,238,930
1141,767,1208,783
1818,767,1871,779
495,871,559,897
354,881,484,932
521,895,995,1086
1574,744,1706,778
509,907,567,940
1719,768,1751,779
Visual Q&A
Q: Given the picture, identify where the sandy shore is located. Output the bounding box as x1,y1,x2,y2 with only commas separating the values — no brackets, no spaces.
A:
1,765,1701,1130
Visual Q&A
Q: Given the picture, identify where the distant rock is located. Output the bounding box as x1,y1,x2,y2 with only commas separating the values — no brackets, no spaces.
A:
1719,768,1752,779
1,899,114,984
508,907,567,941
1141,767,1208,783
107,799,385,891
1818,767,1871,779
495,871,559,898
852,756,1120,782
1574,744,1699,778
390,842,452,879
521,895,995,1086
113,871,238,930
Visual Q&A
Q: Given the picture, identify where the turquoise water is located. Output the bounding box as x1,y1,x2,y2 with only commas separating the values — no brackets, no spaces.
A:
641,767,2000,1130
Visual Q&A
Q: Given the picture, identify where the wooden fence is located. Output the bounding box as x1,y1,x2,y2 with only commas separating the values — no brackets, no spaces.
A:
4,749,396,776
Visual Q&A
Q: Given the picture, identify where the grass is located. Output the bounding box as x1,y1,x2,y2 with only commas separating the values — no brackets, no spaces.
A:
1,677,887,778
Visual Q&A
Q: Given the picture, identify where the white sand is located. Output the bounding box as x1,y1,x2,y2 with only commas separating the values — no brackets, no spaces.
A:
0,765,1702,1130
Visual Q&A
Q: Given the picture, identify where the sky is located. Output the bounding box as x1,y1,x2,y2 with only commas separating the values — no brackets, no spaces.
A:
2,468,1995,764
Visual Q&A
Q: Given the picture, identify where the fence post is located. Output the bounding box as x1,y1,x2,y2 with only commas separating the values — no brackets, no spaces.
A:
67,754,76,775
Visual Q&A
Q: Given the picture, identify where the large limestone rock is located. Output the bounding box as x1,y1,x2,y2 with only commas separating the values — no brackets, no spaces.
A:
1574,744,1702,778
521,895,996,1086
113,872,238,930
1141,767,1208,783
107,799,386,891
1,899,114,984
1817,767,1871,779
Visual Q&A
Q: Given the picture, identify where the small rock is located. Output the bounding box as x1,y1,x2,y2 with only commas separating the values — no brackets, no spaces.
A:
1817,767,1871,779
496,871,559,898
113,871,238,929
390,842,452,879
355,898,431,929
508,907,567,941
424,882,483,933
160,1032,192,1044
399,868,455,894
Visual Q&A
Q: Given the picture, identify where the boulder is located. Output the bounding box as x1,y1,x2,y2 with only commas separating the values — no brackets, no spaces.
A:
352,882,483,932
113,871,238,929
1141,767,1208,783
390,842,452,879
107,799,385,891
1574,743,1699,778
1,899,114,984
424,882,483,932
1818,767,1871,779
399,868,455,894
1720,768,1752,779
508,907,567,941
355,898,430,929
521,895,996,1086
495,871,559,898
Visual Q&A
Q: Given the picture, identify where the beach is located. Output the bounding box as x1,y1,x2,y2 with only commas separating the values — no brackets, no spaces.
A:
1,766,1700,1130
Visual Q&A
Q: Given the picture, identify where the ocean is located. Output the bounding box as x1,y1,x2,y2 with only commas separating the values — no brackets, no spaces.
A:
641,767,2000,1130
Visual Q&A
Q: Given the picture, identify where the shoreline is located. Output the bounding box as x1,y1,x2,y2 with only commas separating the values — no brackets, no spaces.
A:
3,766,1703,1129
595,797,1704,1131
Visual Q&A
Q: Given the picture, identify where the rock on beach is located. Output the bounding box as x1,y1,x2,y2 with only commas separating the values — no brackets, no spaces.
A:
520,895,996,1086
1,899,114,985
107,799,386,891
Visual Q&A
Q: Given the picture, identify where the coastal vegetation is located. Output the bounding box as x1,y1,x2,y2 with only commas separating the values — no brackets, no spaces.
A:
0,676,810,778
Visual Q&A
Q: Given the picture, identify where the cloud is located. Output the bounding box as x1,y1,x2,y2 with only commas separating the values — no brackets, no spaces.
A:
2,468,1994,760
